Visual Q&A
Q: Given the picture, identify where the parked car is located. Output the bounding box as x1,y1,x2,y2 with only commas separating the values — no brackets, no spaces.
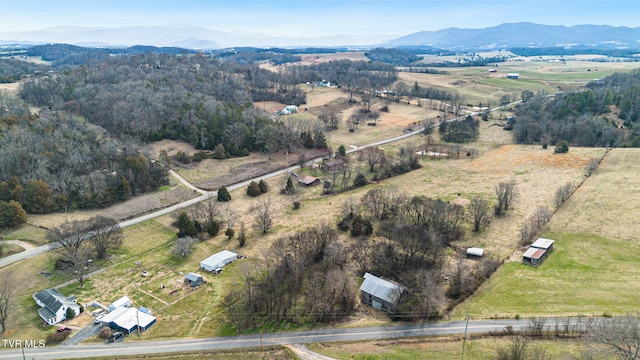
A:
57,326,72,333
93,314,104,324
212,267,223,274
108,331,124,343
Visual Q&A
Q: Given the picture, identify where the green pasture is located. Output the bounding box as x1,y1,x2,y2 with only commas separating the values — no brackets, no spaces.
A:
452,231,640,319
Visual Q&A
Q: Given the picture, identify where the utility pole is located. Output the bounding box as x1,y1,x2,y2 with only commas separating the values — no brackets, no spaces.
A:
461,311,470,360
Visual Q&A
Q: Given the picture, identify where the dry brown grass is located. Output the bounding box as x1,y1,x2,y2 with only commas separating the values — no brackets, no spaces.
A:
548,148,640,241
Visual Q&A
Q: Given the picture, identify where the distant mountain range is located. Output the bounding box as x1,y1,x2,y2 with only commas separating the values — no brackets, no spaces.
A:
0,25,396,49
386,23,640,50
0,23,639,50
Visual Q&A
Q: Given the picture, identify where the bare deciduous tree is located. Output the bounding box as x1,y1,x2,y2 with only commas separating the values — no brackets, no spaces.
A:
252,196,273,234
584,315,640,360
49,220,94,287
555,182,574,209
172,236,197,258
469,197,491,232
359,147,385,172
495,180,517,216
0,271,15,333
87,216,123,260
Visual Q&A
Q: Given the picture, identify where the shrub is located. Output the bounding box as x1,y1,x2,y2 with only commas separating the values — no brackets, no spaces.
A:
66,307,76,320
353,173,368,187
217,186,231,202
554,140,569,153
207,221,220,236
46,331,69,344
98,326,113,339
225,227,235,239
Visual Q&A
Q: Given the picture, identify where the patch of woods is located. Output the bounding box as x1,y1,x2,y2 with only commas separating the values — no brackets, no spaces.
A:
0,58,50,83
224,223,356,331
224,179,517,331
0,99,169,219
512,69,640,148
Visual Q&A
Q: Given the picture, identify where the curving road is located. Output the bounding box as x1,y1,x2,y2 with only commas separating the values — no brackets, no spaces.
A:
0,99,527,271
0,319,537,359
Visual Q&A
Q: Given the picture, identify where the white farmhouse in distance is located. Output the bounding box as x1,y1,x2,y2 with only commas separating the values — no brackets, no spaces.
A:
280,105,298,115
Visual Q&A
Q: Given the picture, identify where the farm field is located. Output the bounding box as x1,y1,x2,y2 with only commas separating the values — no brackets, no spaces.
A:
452,148,640,319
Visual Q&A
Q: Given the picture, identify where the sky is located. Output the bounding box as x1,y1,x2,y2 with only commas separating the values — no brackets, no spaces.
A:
2,0,639,37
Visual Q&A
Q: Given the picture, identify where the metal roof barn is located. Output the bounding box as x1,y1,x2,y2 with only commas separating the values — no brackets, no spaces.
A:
360,272,406,312
531,238,555,250
200,250,237,272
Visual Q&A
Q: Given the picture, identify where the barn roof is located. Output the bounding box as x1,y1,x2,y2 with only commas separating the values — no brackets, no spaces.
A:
201,250,237,268
298,176,319,185
185,272,202,282
531,238,554,249
360,273,405,304
523,247,546,260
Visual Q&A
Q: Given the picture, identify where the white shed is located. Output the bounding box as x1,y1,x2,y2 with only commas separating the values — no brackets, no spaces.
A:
466,247,484,257
109,296,131,312
200,250,237,272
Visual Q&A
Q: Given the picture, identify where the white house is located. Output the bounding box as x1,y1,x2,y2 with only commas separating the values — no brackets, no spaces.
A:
200,250,238,272
33,289,81,325
109,296,131,312
280,105,298,115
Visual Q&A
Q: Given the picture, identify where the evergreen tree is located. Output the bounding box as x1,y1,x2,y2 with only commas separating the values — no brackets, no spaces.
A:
176,212,196,237
338,144,346,157
217,186,231,202
283,176,297,195
247,181,262,197
258,179,269,193
303,131,315,149
207,221,220,236
314,131,328,149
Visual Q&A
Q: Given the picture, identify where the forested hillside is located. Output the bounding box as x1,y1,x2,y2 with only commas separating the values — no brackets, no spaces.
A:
512,70,640,147
18,53,396,156
0,94,168,220
0,58,49,83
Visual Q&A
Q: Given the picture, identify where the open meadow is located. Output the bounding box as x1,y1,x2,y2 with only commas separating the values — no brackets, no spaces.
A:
452,148,640,319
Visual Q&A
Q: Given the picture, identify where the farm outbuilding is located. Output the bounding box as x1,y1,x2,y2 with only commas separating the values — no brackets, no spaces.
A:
466,247,484,257
523,238,555,266
360,272,406,313
109,296,131,312
200,250,237,272
298,175,320,186
184,272,204,287
507,73,520,79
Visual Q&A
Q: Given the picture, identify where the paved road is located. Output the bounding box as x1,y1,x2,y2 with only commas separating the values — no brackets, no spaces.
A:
0,99,529,271
1,319,534,359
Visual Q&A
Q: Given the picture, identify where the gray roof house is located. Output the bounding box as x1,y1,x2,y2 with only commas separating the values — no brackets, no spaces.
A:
360,273,406,313
33,289,81,325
